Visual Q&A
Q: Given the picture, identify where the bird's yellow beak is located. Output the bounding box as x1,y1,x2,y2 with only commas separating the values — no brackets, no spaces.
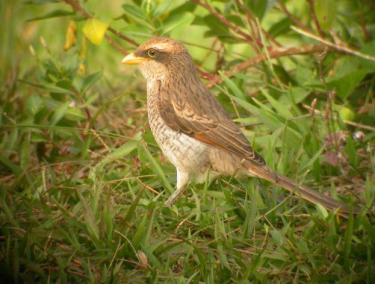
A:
122,53,149,65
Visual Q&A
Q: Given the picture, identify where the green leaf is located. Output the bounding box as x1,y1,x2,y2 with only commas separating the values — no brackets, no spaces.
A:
327,70,367,99
81,71,102,94
334,56,366,78
50,101,70,126
84,93,99,106
122,4,148,20
261,89,293,119
153,0,177,18
316,203,328,219
365,175,374,210
95,139,139,169
217,243,230,269
64,107,86,121
19,79,75,95
142,247,163,270
25,95,43,117
262,251,288,261
343,205,354,268
20,135,31,169
362,216,375,248
359,41,375,71
270,230,286,246
31,132,48,143
295,65,316,86
315,0,337,30
139,143,174,194
249,100,302,149
247,0,268,20
268,17,292,38
124,186,145,225
24,0,62,4
203,15,230,38
77,191,99,242
251,98,281,127
243,182,258,237
220,72,246,100
122,4,153,30
45,84,75,95
161,12,195,36
27,10,75,22
132,212,148,249
0,153,22,176
120,24,152,39
144,209,155,246
277,86,310,109
300,145,325,172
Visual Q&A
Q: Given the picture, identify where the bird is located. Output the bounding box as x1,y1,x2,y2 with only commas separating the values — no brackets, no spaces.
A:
122,37,356,215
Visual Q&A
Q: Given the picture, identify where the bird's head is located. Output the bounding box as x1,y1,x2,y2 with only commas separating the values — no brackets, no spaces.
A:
122,37,196,81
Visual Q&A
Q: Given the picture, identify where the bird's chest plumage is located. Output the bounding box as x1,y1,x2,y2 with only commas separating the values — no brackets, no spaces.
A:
146,79,211,179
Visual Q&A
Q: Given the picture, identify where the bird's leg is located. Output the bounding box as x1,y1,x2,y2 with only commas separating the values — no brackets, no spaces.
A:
165,170,189,207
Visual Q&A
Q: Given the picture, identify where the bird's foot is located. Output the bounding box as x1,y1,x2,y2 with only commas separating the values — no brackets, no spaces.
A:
165,186,187,207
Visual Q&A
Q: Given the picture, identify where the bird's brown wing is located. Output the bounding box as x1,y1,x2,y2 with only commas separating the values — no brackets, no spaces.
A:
157,79,265,165
157,80,359,216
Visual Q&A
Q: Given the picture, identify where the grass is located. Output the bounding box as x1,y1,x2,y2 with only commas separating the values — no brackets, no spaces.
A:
1,0,375,283
1,160,374,282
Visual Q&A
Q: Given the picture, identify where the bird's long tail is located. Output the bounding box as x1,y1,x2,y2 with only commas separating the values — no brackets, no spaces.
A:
244,161,358,216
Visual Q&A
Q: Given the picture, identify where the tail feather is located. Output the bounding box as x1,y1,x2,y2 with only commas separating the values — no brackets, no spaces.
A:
244,161,359,216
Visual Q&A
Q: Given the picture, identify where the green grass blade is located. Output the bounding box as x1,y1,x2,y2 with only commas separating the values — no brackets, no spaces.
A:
139,143,174,194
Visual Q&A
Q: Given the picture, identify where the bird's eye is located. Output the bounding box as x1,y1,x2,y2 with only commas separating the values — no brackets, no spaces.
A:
148,49,157,57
